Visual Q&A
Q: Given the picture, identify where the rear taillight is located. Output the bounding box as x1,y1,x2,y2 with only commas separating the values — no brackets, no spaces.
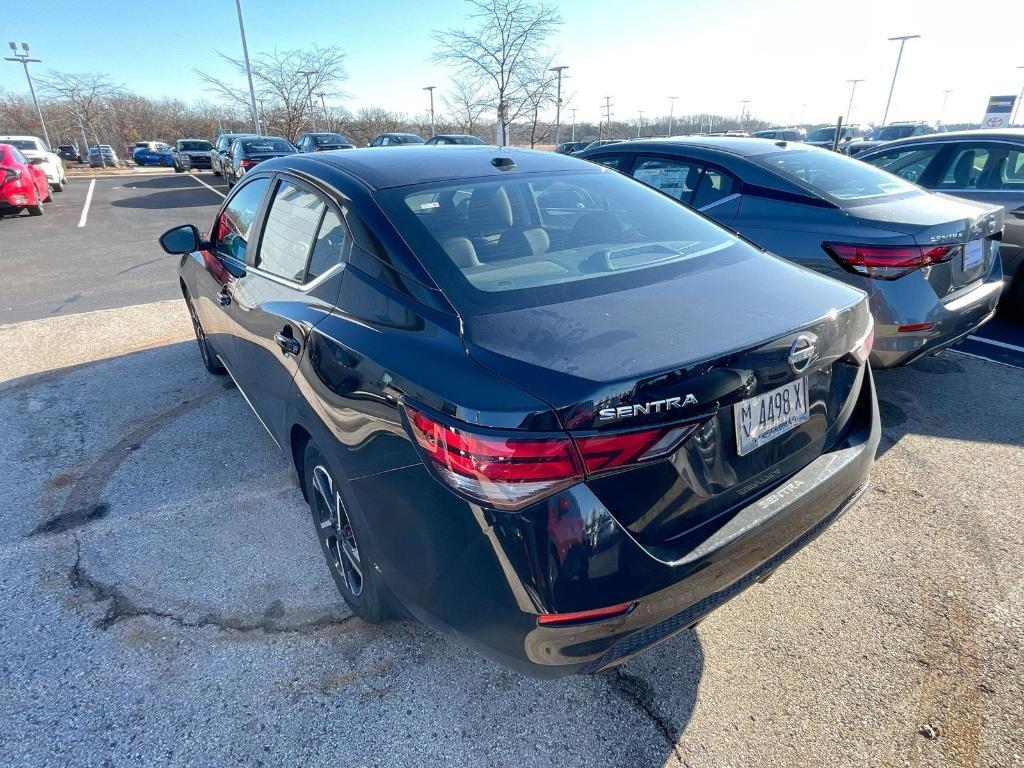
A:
538,601,636,626
404,405,698,510
823,242,954,280
239,158,257,169
2,167,20,182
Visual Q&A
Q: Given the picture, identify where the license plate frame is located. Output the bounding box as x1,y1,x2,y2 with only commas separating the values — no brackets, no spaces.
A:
734,378,810,457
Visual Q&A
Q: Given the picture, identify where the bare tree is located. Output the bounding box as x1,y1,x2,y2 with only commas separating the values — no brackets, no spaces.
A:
443,79,489,135
432,0,561,145
38,71,121,151
195,45,348,141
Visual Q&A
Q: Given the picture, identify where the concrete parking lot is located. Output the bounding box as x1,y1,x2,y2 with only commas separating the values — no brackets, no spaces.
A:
1,170,1023,767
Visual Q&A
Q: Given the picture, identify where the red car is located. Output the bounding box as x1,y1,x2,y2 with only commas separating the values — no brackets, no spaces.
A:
0,142,50,217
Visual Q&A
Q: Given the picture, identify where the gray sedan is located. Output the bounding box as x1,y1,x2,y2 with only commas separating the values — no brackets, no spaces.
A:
580,137,1005,368
855,129,1024,314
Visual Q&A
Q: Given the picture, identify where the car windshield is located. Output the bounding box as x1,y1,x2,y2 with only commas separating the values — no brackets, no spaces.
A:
376,170,750,315
239,139,293,153
756,148,921,205
872,125,917,141
6,139,40,151
178,140,212,151
447,136,485,145
310,134,349,145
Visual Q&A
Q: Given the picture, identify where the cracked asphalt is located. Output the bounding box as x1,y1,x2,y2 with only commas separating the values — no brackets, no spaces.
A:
1,171,1023,767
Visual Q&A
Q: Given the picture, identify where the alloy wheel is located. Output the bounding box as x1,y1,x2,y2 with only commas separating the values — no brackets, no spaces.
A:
311,464,363,597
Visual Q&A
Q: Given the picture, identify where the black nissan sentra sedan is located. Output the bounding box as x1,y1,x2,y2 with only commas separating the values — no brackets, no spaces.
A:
161,146,879,677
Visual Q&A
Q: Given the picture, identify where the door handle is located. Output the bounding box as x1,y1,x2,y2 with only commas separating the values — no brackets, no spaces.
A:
217,289,231,306
274,330,301,357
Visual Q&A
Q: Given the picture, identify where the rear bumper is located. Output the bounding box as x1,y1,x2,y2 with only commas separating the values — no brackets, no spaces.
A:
360,365,879,678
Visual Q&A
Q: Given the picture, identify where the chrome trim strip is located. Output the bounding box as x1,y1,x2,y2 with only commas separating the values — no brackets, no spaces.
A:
217,355,282,449
698,192,740,212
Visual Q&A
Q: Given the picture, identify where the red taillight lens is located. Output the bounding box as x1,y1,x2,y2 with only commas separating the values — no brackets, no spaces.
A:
823,242,954,280
239,158,256,168
406,407,584,510
2,166,20,182
405,405,699,510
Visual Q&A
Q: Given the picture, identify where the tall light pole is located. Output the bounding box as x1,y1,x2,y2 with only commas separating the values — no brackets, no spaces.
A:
423,86,436,137
5,42,50,148
882,34,920,126
570,108,578,141
298,69,317,128
234,0,260,136
845,79,864,125
739,100,750,131
667,96,678,136
636,110,644,138
938,89,953,124
317,92,328,131
1013,66,1024,126
549,65,568,146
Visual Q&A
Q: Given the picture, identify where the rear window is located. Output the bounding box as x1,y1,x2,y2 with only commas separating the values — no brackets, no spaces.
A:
310,134,349,145
240,139,293,153
755,148,921,205
6,139,40,151
178,140,213,152
872,125,916,141
376,170,749,315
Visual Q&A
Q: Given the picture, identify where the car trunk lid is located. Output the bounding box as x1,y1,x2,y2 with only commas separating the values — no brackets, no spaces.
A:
462,253,871,542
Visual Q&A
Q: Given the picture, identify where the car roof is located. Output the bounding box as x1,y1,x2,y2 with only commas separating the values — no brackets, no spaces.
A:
288,145,592,190
858,128,1024,153
584,135,819,158
0,135,43,142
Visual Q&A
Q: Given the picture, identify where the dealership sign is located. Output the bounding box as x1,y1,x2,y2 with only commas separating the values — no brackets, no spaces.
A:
982,95,1016,129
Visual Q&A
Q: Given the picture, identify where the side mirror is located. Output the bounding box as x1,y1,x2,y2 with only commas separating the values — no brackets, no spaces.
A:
159,224,201,255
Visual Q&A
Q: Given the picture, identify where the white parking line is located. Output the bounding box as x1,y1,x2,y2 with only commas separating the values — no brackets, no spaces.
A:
77,180,95,228
967,335,1024,354
189,174,226,199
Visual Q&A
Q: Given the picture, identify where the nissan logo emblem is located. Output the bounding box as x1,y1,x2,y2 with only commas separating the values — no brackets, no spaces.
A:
788,334,818,374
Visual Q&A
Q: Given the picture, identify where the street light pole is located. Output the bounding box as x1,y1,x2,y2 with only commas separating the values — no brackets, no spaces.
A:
938,89,953,124
549,65,568,146
5,42,50,148
234,0,260,136
739,100,750,131
636,110,645,138
667,96,678,136
423,86,436,137
882,35,920,126
570,108,578,142
845,79,864,125
1013,66,1024,126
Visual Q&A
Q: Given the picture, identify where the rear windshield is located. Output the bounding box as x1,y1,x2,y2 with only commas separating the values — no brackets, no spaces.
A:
239,139,293,153
376,170,751,315
755,148,921,205
178,140,212,151
310,133,350,145
395,134,425,144
445,135,485,145
872,125,917,141
6,139,40,151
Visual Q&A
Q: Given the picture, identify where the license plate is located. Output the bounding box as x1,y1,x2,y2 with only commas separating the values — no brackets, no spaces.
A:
964,239,984,270
734,378,809,457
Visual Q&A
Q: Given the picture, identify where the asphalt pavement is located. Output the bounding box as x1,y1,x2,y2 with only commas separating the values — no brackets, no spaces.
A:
1,169,1022,767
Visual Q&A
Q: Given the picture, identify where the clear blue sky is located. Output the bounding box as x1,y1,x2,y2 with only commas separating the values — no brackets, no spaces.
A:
3,0,1022,126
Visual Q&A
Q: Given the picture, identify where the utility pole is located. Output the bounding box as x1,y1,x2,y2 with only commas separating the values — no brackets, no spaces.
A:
600,96,613,140
937,89,953,124
570,108,578,141
882,34,920,126
667,96,678,136
234,0,260,135
739,100,750,131
423,86,436,137
1013,66,1024,126
5,42,50,148
636,110,644,138
298,69,318,129
549,65,568,145
317,92,329,131
845,79,864,125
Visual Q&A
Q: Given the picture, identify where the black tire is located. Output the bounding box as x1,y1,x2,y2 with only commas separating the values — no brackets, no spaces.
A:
184,290,226,375
27,201,43,216
174,166,183,173
303,442,387,623
43,188,53,203
52,180,64,193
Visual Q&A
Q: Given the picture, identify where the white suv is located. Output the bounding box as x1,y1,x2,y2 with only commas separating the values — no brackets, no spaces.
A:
0,136,67,192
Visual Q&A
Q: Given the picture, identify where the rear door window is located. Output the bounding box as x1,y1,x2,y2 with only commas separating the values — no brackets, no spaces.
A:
861,146,943,184
933,143,1024,191
632,157,700,202
692,168,737,209
213,176,271,262
306,209,351,281
253,180,326,281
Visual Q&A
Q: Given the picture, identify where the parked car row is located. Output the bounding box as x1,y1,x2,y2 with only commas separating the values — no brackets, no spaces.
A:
0,136,69,217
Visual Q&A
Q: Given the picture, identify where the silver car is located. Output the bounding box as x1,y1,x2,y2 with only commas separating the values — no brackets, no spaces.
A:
579,137,1004,368
856,129,1024,314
